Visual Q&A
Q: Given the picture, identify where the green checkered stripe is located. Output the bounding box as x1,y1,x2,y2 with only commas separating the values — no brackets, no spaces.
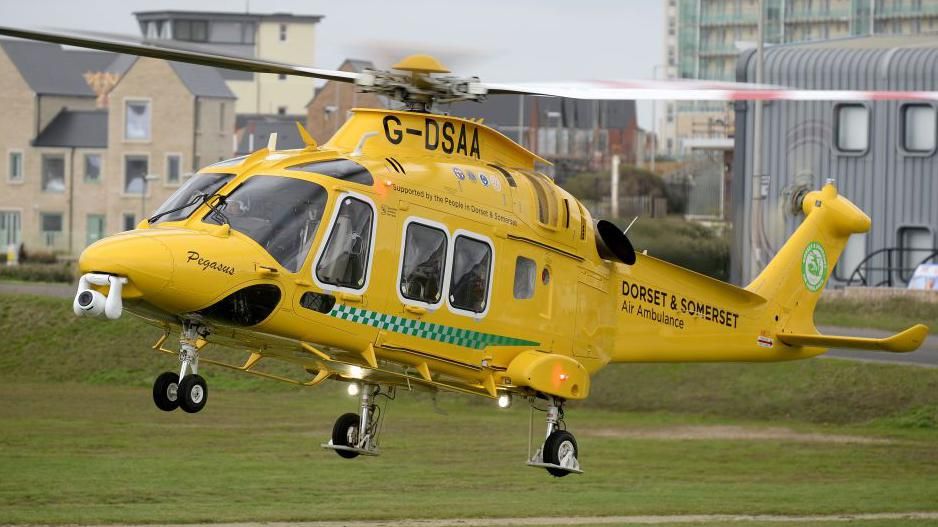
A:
328,305,539,350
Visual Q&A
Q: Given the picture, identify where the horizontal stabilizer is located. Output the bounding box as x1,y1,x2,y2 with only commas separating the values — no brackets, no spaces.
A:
777,324,929,353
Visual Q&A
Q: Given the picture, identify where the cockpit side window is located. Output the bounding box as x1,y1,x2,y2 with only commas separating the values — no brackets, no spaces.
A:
449,234,492,315
150,173,234,224
315,195,375,290
203,175,327,273
400,221,447,306
288,159,374,186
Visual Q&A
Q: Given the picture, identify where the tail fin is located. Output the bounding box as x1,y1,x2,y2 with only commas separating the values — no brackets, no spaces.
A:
746,181,870,335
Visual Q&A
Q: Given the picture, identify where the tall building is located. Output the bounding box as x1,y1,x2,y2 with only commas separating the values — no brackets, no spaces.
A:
661,0,938,157
134,10,323,115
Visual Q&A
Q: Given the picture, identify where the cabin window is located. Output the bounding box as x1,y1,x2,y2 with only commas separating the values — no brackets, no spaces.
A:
316,195,375,289
449,234,492,314
399,221,447,305
205,175,328,273
151,173,233,224
288,159,374,186
513,256,536,300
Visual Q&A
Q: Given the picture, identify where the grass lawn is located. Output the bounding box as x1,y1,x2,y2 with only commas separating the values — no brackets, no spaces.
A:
815,296,938,334
1,293,938,524
1,382,937,525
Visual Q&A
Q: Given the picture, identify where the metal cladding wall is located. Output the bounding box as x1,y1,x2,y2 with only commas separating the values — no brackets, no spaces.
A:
732,43,938,287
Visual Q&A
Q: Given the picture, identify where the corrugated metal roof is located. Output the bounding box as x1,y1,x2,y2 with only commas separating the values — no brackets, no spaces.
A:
33,109,107,148
444,96,637,130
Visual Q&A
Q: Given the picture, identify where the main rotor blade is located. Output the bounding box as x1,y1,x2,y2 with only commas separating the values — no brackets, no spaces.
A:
483,80,938,102
0,26,360,83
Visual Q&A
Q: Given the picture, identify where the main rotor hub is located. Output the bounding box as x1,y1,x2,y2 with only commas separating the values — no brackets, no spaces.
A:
355,54,487,113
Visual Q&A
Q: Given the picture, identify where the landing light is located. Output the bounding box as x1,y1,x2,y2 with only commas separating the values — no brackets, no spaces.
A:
497,393,511,409
558,373,569,382
348,366,365,380
347,383,361,396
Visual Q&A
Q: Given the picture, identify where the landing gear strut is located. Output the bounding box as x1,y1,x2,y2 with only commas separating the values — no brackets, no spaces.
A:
323,383,393,458
527,396,581,476
152,320,209,413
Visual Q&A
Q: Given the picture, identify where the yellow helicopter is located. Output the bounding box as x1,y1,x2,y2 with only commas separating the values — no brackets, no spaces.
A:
0,26,930,477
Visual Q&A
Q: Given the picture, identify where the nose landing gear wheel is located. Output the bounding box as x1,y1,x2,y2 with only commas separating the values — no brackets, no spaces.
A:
543,430,578,477
152,371,180,412
331,412,361,459
178,374,208,413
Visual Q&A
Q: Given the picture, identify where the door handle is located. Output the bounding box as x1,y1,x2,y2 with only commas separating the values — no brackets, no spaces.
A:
404,305,427,316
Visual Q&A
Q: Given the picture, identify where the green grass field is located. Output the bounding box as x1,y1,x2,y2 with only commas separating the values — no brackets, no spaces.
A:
815,295,938,334
1,293,937,525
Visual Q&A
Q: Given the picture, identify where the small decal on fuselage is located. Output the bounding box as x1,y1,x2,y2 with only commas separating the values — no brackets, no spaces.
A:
801,241,828,292
757,336,774,348
186,250,235,276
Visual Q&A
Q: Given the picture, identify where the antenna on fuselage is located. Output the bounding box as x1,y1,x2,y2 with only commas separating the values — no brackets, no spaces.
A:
267,132,278,151
624,216,639,235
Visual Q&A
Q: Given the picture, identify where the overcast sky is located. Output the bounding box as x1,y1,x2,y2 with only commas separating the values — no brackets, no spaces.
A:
0,0,664,127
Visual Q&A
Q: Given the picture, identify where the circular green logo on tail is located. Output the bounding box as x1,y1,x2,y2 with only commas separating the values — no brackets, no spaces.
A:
801,241,828,292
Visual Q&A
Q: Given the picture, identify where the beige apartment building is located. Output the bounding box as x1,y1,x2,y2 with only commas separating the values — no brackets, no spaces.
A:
0,40,235,256
660,0,938,157
134,10,322,115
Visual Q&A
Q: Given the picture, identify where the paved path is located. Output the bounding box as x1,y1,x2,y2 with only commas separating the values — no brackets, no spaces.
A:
820,325,938,368
17,512,938,526
2,281,935,366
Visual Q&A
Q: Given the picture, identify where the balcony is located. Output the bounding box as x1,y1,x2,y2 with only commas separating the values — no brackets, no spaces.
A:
699,12,759,26
875,5,938,18
784,8,852,23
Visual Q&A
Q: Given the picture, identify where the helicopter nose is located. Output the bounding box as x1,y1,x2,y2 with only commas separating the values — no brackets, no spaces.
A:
78,234,174,294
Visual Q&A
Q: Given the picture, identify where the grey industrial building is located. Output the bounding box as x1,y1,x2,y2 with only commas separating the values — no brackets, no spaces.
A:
732,34,938,287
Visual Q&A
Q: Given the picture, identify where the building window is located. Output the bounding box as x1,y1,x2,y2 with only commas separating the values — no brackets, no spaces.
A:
41,154,65,193
399,222,447,305
277,106,287,116
279,23,287,42
513,256,536,300
316,196,375,290
124,100,151,141
122,212,137,232
209,21,242,43
835,104,869,153
40,212,63,247
124,155,149,194
449,234,492,314
86,214,105,246
174,19,208,42
0,210,22,246
84,153,101,183
8,151,23,183
900,227,934,281
902,104,936,153
278,73,287,80
166,154,181,185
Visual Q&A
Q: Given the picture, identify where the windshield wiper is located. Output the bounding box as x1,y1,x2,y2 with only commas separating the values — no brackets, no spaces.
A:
205,194,230,226
148,192,208,224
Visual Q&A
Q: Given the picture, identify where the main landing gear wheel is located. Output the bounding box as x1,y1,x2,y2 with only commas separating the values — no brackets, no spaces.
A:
178,374,208,413
543,430,578,478
152,371,180,412
331,412,361,459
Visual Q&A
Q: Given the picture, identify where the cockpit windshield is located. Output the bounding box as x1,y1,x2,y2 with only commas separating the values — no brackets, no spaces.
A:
150,173,234,224
204,175,328,273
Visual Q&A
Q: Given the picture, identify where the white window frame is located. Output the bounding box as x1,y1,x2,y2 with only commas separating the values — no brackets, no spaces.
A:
123,97,152,142
396,216,450,311
122,152,151,197
40,152,66,194
833,103,870,155
165,153,183,187
446,229,495,320
39,211,64,247
83,152,103,184
7,149,24,184
0,208,23,246
311,191,378,295
899,103,937,156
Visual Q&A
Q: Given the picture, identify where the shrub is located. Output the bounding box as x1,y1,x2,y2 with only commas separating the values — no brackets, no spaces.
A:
627,217,730,281
0,262,75,283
